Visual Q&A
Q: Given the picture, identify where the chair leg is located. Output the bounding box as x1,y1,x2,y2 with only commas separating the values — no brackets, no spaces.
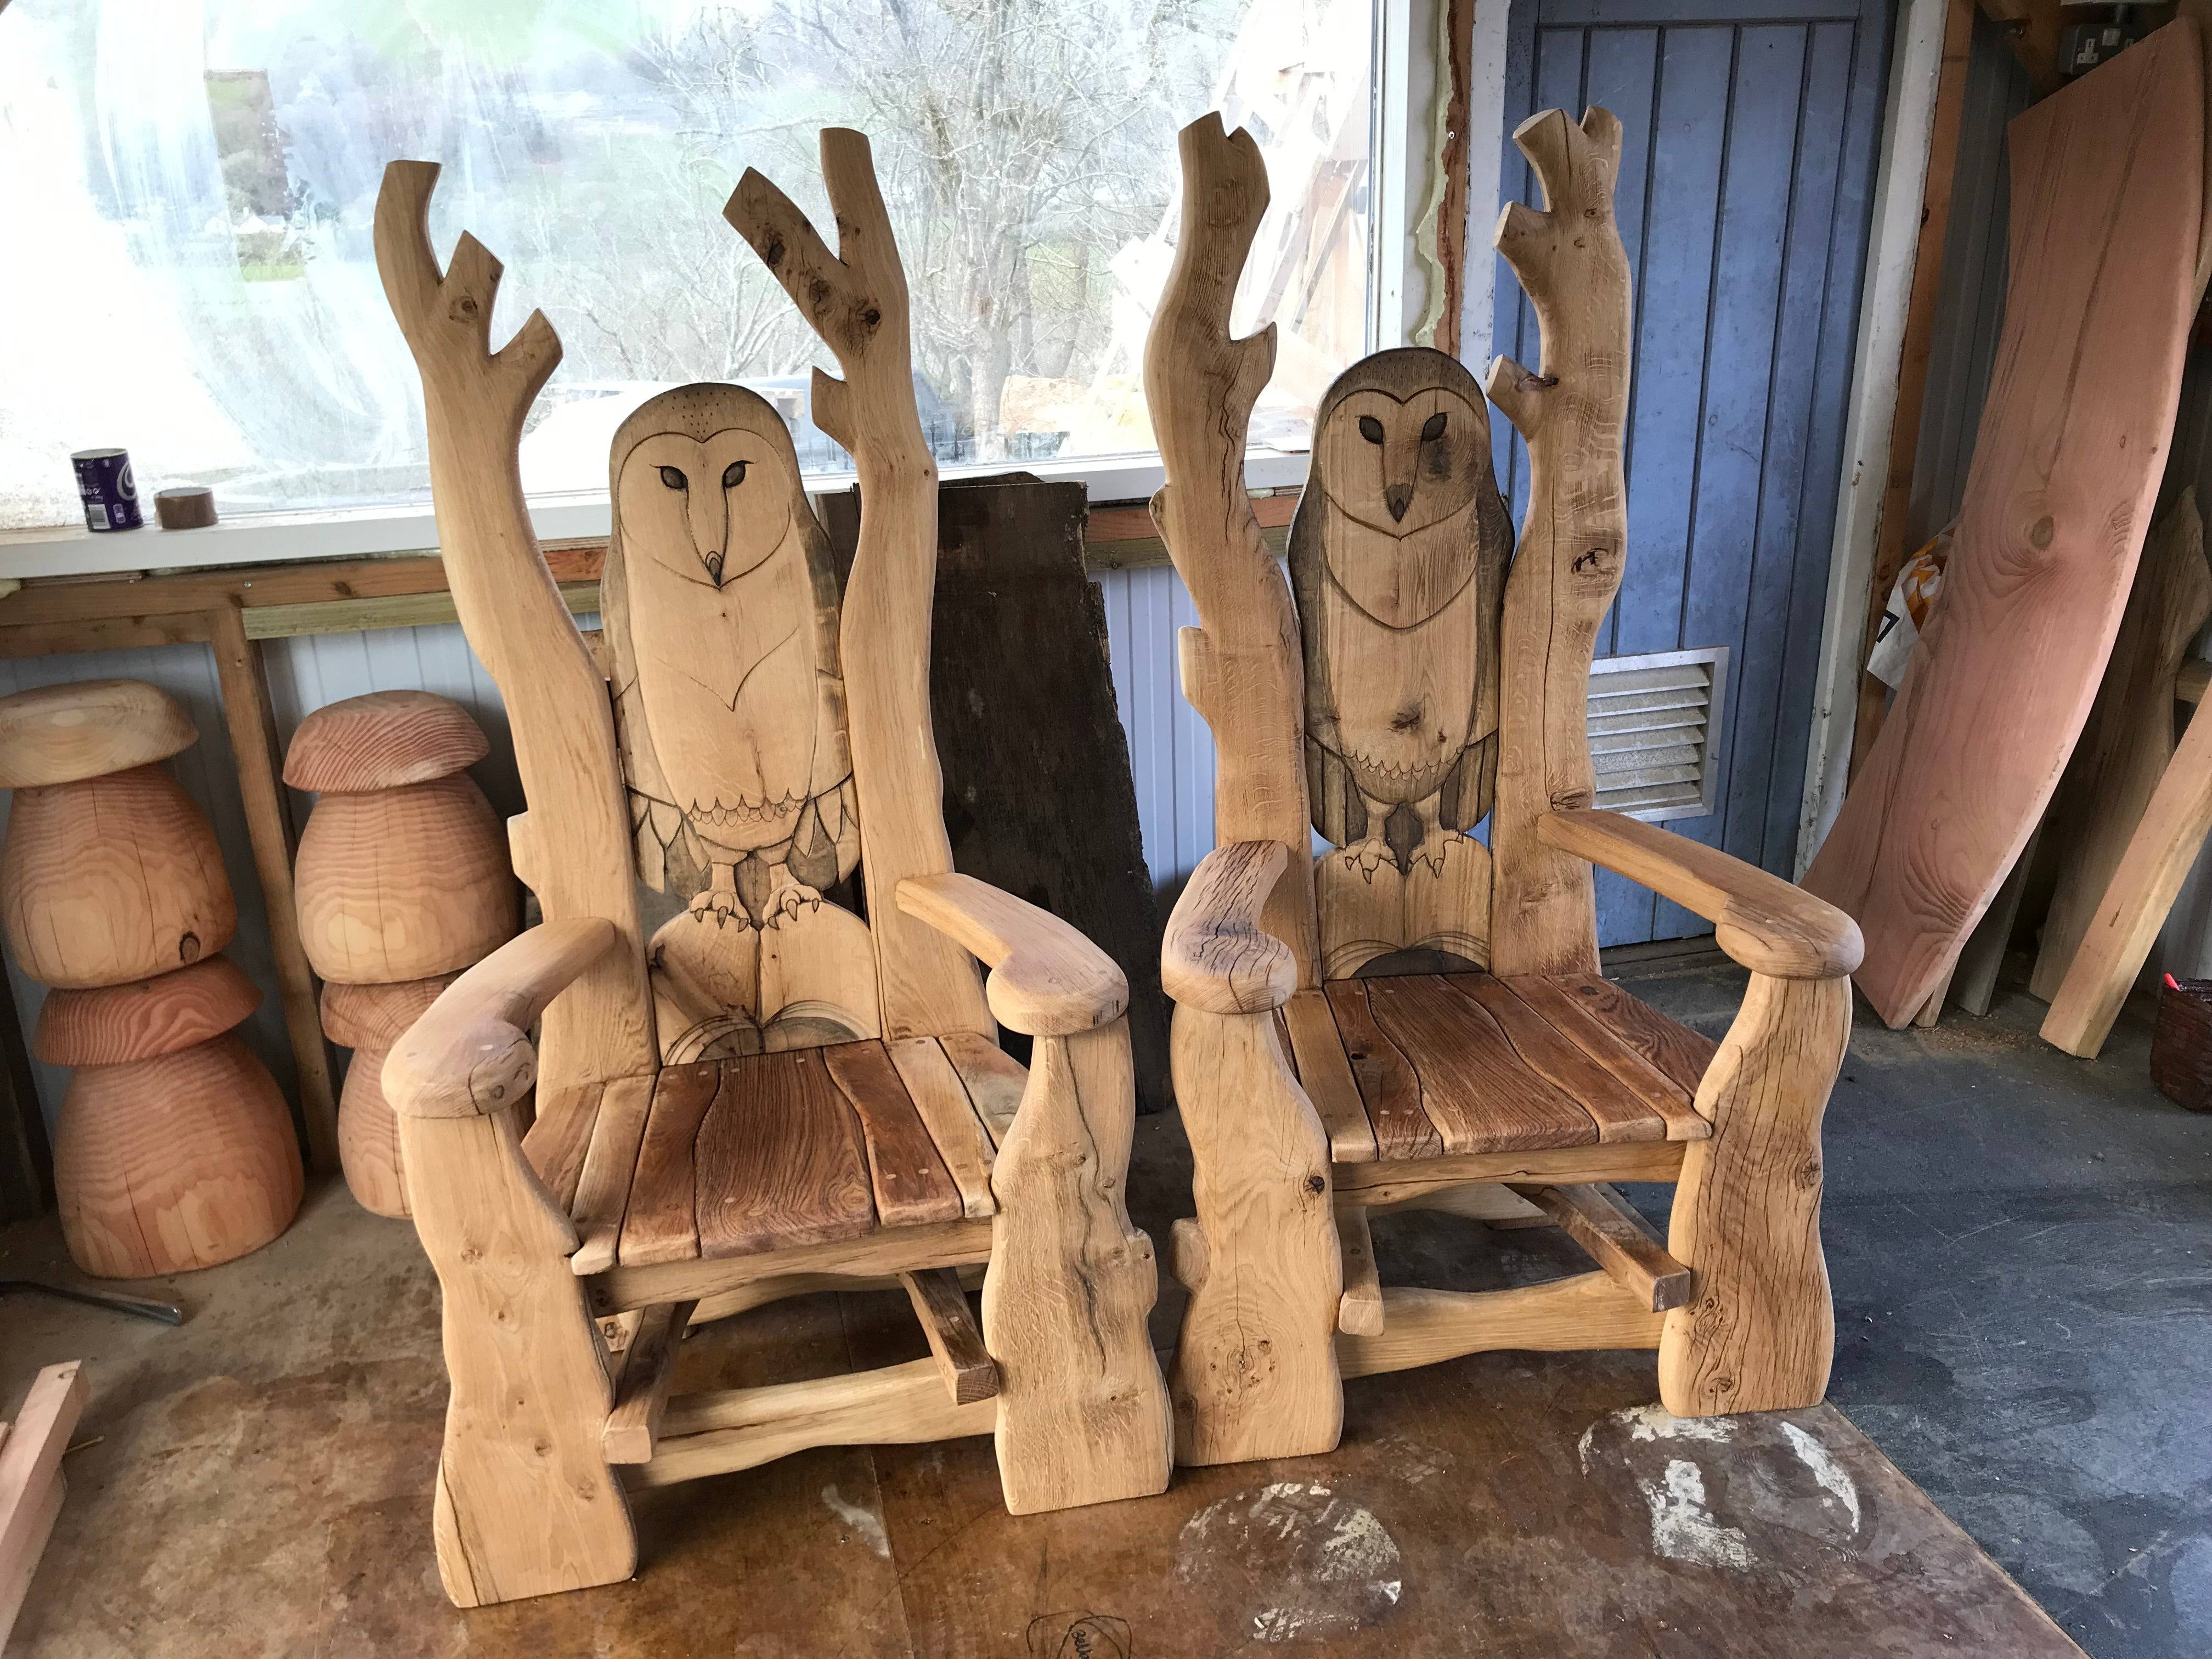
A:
1167,1004,1344,1463
981,1016,1173,1513
401,1109,636,1605
1660,973,1850,1417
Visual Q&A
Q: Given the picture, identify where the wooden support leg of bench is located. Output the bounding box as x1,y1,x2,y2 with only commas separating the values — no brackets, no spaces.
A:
1166,1005,1345,1465
981,1018,1172,1512
1661,973,1849,1417
403,1109,635,1605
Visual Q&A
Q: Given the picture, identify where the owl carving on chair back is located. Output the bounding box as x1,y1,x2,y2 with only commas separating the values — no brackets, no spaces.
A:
1289,347,1513,975
603,382,877,1060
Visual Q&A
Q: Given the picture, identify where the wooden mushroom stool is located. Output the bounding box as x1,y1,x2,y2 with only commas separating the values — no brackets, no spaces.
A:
35,955,302,1277
289,691,517,985
319,974,456,1218
0,680,236,987
288,692,516,1217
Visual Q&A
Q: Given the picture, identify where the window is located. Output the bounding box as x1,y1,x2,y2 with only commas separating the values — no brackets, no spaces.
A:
1,0,1380,532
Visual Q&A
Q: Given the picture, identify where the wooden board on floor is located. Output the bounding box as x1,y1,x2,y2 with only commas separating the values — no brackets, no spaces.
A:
1803,26,2206,1027
822,476,1172,1113
2032,490,2212,1002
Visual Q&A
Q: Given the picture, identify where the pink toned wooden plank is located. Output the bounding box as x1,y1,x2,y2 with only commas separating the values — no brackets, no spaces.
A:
1804,26,2205,1026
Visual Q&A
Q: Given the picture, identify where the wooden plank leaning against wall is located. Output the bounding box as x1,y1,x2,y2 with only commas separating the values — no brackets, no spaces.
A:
0,504,1297,1199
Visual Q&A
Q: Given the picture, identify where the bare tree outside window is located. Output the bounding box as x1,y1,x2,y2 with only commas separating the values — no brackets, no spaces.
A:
0,0,1374,529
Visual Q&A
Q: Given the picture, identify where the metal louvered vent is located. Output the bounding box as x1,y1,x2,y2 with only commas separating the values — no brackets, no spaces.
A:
1584,647,1729,823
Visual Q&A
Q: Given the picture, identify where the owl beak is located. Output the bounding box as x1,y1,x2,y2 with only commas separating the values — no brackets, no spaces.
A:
1385,483,1413,523
702,550,726,587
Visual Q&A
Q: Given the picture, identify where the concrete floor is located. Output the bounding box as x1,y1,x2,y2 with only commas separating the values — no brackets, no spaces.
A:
1637,952,2212,1659
2,952,2202,1656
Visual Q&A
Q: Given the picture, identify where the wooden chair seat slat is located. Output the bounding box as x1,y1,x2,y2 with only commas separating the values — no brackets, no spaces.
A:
1440,975,1666,1143
937,1031,1026,1150
1321,980,1442,1160
568,1074,656,1273
695,1048,876,1260
1362,975,1601,1154
619,1062,720,1266
1554,974,1719,1103
1281,988,1379,1163
823,1042,965,1230
521,1080,601,1211
1314,972,1716,1161
1506,973,1711,1141
598,1038,1014,1272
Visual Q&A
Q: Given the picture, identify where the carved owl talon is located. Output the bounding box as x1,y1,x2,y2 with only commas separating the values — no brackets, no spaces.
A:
761,883,826,928
1409,830,1460,878
687,887,752,929
1340,838,1395,881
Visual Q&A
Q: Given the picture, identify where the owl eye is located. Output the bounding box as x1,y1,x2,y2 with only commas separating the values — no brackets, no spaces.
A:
1420,412,1448,442
658,465,687,491
1357,416,1385,444
721,460,748,489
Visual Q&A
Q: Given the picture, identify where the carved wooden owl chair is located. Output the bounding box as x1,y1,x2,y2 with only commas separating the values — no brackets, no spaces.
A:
370,129,1170,1606
1147,109,1861,1466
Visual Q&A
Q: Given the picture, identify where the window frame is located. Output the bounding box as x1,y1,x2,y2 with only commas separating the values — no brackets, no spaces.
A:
0,0,1437,581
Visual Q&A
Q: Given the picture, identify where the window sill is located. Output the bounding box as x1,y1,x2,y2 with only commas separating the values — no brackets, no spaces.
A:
0,449,1312,583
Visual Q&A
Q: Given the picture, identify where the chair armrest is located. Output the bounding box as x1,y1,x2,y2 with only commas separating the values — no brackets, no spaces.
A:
1537,809,1862,980
382,918,620,1119
895,874,1128,1036
1161,840,1299,1014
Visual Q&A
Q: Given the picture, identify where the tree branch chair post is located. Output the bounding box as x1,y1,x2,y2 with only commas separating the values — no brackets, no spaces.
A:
1148,110,1861,1467
373,128,1170,1607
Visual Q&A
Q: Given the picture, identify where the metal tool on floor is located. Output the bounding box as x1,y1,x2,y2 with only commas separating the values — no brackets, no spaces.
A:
0,1279,183,1324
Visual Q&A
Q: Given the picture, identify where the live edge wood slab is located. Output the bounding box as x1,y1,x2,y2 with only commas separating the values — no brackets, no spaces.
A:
1805,25,2205,1028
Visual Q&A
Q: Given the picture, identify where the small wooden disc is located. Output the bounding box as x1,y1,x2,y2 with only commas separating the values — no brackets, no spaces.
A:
0,680,195,787
154,487,218,530
284,691,490,793
320,973,456,1050
35,954,261,1065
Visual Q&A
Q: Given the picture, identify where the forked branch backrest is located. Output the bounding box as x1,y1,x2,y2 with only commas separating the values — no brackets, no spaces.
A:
1290,347,1511,978
1145,106,1630,990
602,383,884,1062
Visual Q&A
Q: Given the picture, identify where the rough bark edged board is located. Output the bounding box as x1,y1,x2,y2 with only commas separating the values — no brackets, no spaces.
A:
1802,29,2205,1026
823,476,1171,1112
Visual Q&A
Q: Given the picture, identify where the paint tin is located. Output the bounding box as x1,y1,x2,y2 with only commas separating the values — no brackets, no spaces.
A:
70,448,143,532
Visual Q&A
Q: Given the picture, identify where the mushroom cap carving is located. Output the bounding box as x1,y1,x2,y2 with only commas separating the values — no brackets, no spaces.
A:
0,679,195,788
284,690,490,794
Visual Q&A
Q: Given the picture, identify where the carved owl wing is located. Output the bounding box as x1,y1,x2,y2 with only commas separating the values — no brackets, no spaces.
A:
1288,488,1363,847
600,524,704,894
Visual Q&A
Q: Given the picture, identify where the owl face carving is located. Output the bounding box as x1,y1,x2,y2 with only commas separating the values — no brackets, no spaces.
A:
614,424,797,590
1319,383,1488,542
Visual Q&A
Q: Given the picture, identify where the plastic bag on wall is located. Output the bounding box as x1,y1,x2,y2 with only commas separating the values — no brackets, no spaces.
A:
1866,527,1954,689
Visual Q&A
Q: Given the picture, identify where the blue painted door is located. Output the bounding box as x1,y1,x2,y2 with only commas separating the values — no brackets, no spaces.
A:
1494,0,1894,946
